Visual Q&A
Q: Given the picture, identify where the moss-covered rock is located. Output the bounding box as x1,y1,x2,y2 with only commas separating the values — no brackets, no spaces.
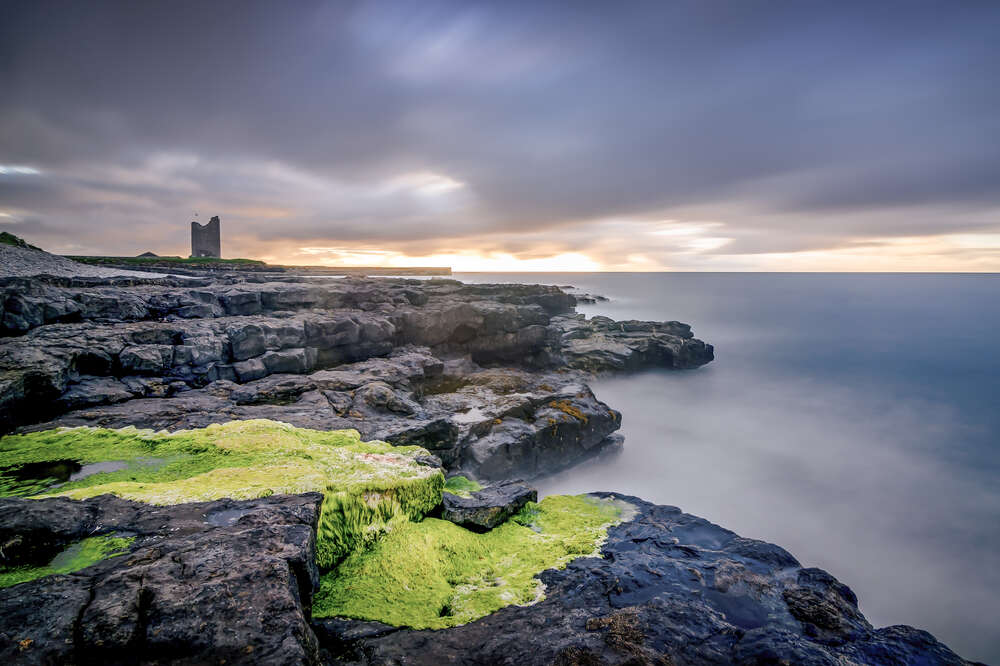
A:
0,419,444,567
441,479,538,531
1,420,627,629
313,494,625,629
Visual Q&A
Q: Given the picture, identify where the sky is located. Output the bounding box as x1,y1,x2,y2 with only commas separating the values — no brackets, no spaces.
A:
2,0,999,271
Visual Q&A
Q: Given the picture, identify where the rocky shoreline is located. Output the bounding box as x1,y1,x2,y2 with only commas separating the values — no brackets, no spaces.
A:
0,254,976,664
1,269,710,481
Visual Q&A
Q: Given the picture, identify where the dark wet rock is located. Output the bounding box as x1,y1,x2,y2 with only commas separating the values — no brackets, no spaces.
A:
118,344,174,374
330,493,972,666
441,479,537,531
54,375,134,411
234,357,269,382
230,374,313,405
262,347,317,374
312,618,400,664
0,492,323,666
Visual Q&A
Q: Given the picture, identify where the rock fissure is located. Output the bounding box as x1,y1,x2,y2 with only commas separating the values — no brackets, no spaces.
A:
70,577,96,661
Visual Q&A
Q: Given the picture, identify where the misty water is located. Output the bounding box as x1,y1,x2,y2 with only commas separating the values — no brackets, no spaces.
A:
455,272,1000,663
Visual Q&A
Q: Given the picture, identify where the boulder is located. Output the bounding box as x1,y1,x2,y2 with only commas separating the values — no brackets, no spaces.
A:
220,290,262,315
553,314,715,371
233,357,268,382
441,480,537,531
261,348,315,374
118,344,173,374
55,376,134,410
228,323,266,360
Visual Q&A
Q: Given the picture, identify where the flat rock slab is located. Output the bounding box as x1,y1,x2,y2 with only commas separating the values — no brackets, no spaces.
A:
329,493,972,666
441,480,538,531
0,493,324,666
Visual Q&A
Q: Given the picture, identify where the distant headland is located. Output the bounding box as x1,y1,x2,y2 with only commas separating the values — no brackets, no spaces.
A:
60,214,452,276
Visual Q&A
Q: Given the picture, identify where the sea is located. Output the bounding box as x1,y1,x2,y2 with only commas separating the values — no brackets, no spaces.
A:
454,272,1000,664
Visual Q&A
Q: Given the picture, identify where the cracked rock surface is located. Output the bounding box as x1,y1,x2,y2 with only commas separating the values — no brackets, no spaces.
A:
0,493,323,666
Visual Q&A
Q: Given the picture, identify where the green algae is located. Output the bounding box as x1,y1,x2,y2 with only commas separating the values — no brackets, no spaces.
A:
313,494,624,629
317,472,444,567
0,420,444,568
443,475,482,498
0,420,440,504
0,535,134,588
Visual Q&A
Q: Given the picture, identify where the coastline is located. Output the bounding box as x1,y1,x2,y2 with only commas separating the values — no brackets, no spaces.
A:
0,257,977,664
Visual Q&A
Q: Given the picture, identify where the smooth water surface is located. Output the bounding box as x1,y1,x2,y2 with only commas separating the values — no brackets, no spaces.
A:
455,272,1000,663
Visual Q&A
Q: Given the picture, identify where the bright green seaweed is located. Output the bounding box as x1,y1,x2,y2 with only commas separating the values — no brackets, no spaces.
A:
0,420,444,568
2,420,629,627
0,535,134,588
443,474,483,498
313,494,624,629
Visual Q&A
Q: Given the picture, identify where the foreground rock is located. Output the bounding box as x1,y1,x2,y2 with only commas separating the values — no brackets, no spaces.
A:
326,493,972,666
0,489,973,665
441,480,537,531
0,493,324,665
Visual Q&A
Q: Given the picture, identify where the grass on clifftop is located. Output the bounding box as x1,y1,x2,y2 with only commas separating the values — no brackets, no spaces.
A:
65,255,266,266
0,231,41,251
0,535,134,588
0,420,443,567
313,494,624,629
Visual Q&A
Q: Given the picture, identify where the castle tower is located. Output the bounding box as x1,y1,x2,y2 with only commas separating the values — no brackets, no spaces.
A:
190,216,221,258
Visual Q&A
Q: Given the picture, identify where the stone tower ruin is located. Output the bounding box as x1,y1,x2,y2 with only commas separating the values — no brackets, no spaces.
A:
190,216,221,258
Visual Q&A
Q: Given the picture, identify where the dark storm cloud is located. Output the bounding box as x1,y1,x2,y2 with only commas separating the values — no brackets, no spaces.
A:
1,0,998,261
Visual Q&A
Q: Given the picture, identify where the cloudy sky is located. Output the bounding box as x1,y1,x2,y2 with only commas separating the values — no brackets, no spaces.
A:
2,0,999,270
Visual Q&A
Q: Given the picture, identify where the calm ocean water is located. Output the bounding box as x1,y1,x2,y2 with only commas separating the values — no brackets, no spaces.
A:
454,272,1000,663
